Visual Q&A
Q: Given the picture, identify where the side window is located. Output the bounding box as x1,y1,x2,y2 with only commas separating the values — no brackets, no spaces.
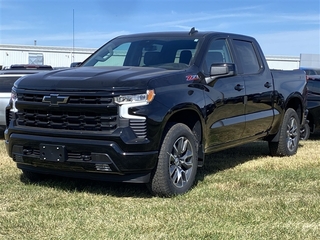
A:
205,39,232,73
232,40,261,74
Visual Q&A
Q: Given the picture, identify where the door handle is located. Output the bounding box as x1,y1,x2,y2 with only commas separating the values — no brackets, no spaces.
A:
234,84,244,91
264,82,272,88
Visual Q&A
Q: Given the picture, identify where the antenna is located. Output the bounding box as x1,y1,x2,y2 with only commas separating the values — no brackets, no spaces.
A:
189,27,198,35
72,9,75,63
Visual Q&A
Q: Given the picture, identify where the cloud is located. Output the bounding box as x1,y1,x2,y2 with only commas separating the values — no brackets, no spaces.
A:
278,14,320,24
145,10,320,32
145,12,255,28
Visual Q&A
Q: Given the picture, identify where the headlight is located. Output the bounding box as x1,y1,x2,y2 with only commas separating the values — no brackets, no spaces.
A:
114,90,155,105
115,90,155,120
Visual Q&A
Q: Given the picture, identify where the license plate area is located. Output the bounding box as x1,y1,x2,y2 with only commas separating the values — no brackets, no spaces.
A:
40,144,67,162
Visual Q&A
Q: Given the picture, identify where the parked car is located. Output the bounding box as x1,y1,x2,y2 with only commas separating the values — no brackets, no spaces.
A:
299,67,320,139
300,67,320,77
4,30,307,196
0,65,53,138
8,64,53,71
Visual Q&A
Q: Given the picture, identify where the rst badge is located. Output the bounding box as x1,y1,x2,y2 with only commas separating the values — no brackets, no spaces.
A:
42,94,69,106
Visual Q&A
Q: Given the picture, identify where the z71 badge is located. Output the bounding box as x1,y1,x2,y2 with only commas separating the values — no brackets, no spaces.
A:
186,75,200,81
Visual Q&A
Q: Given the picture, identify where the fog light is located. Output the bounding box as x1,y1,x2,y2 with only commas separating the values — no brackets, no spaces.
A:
95,163,112,171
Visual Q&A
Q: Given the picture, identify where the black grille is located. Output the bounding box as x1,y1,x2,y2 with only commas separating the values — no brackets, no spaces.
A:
19,93,113,104
16,93,118,132
17,110,117,131
31,148,93,161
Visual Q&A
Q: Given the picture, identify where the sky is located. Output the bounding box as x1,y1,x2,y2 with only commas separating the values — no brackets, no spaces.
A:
0,0,319,56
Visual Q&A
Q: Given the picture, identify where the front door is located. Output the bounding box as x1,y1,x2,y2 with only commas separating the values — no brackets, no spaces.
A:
203,38,246,151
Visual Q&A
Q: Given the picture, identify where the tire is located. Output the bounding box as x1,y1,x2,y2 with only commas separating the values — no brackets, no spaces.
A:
149,123,198,197
300,123,310,141
269,108,300,156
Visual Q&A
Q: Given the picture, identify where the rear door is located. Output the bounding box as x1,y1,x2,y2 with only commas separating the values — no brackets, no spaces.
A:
230,38,274,138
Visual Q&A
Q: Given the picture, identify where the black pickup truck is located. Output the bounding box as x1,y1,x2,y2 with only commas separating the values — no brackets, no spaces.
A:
4,29,307,196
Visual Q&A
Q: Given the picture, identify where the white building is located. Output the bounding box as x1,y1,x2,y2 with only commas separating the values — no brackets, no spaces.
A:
266,55,300,70
0,44,94,69
0,44,317,70
300,54,320,68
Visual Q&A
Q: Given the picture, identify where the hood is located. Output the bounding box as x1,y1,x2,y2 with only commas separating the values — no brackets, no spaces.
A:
15,66,179,92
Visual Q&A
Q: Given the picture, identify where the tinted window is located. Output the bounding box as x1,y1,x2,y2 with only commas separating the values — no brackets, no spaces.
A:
93,43,130,67
205,39,233,72
233,40,260,74
82,38,200,70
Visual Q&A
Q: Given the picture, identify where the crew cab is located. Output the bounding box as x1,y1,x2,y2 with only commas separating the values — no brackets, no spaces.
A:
4,29,307,196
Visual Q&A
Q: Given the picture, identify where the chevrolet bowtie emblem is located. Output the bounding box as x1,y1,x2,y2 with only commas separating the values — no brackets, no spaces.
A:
42,94,69,106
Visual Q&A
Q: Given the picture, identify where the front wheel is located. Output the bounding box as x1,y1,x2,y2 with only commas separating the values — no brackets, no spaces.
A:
148,123,198,197
269,108,300,156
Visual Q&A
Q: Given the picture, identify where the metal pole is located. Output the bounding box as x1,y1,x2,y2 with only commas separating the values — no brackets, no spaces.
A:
72,9,75,63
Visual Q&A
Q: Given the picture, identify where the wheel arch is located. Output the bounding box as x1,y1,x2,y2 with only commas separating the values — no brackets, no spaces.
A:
285,94,305,125
160,105,205,166
269,94,305,142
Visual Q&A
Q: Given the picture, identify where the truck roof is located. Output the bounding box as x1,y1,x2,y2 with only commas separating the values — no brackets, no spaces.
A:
114,29,255,41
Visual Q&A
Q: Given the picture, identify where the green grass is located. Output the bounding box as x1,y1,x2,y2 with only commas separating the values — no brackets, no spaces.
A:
0,138,320,240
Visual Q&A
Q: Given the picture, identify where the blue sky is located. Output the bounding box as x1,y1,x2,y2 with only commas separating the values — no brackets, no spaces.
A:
0,0,319,56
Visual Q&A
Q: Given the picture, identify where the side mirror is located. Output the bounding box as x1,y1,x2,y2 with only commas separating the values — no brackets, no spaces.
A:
205,63,236,84
70,62,82,67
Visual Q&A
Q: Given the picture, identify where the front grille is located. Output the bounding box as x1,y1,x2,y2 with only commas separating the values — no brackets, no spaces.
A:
19,94,113,104
29,148,96,162
15,93,118,132
17,110,117,131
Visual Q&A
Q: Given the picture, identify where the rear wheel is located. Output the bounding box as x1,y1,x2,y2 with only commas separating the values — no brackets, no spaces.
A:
269,108,300,156
300,123,310,140
149,123,198,197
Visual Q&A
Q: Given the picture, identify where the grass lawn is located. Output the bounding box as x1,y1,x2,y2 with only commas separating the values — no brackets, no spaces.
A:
0,137,319,240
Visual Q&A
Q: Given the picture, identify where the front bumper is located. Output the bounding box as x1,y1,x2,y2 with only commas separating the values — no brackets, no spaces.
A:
5,133,158,183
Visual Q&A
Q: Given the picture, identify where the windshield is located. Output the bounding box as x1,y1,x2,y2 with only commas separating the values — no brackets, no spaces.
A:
82,36,200,70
